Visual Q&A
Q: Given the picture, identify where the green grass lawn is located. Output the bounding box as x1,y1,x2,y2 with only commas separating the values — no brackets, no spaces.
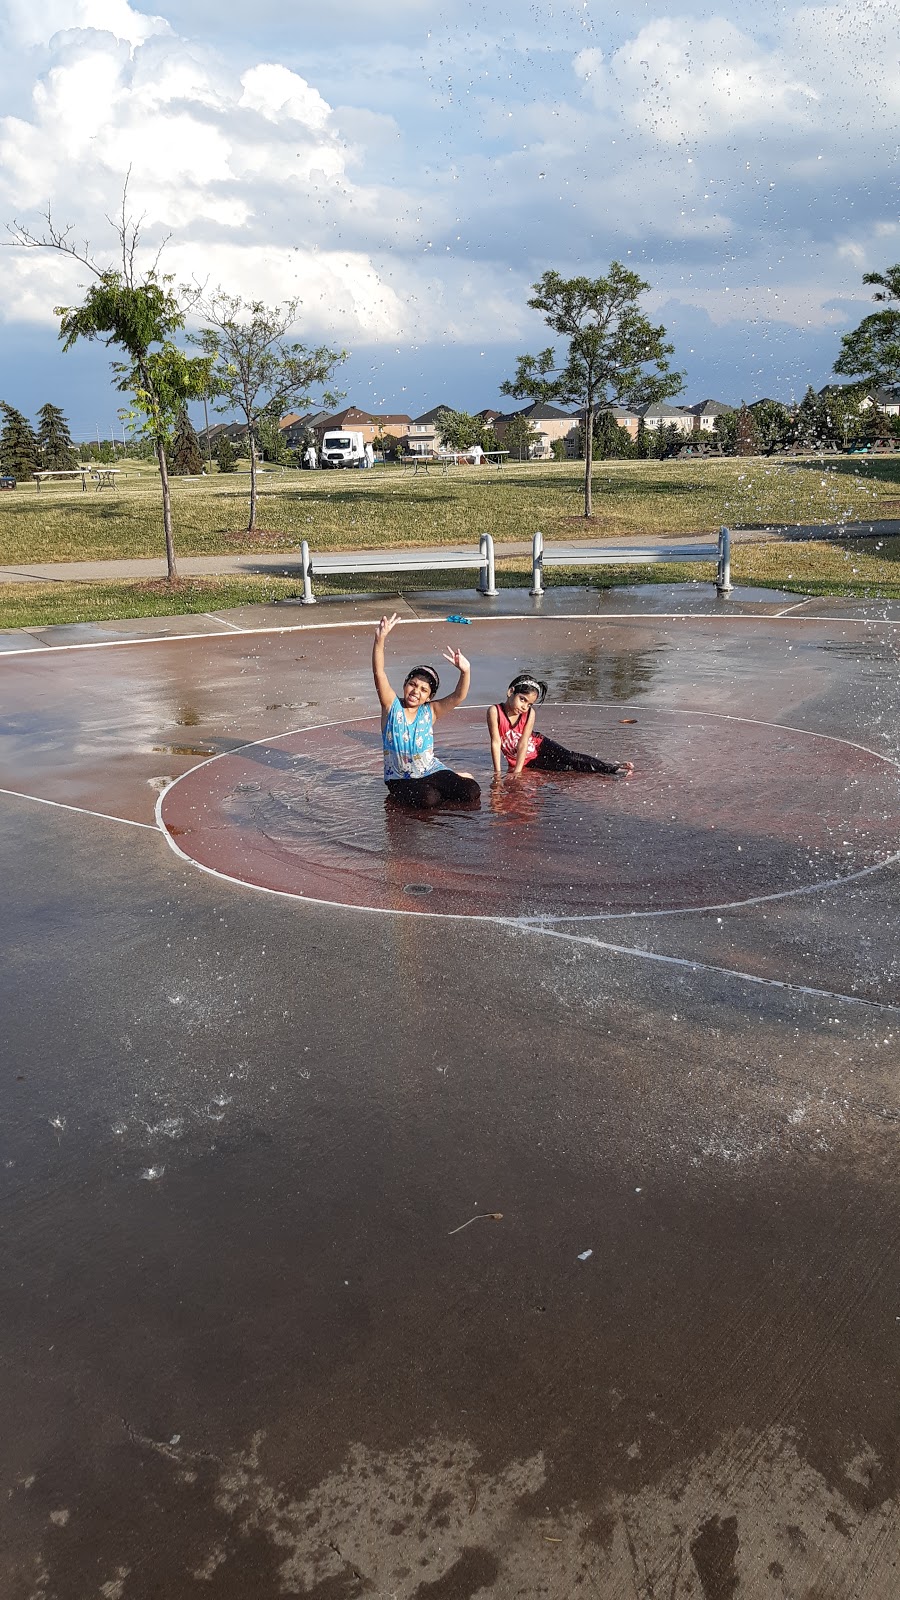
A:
2,455,899,564
2,537,898,631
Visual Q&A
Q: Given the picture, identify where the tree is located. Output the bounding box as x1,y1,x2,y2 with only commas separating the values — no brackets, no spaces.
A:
36,403,78,469
171,407,204,475
434,408,485,452
194,292,343,531
215,433,237,473
715,411,738,454
590,409,634,460
791,386,829,451
819,388,860,449
650,422,670,459
504,411,541,461
8,187,213,579
257,413,290,464
501,265,682,516
735,404,759,456
0,403,38,479
374,431,401,461
635,415,650,458
0,406,32,478
834,265,900,391
750,399,792,454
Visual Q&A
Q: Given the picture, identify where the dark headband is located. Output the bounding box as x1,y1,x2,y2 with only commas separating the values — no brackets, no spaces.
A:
405,664,440,697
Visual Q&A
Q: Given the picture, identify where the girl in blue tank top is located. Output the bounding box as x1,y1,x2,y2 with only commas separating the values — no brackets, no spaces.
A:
372,614,480,808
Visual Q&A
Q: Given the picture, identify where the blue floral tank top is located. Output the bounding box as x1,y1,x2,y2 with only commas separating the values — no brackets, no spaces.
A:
382,697,446,781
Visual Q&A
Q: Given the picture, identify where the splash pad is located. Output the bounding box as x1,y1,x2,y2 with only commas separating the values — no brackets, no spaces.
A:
159,700,900,920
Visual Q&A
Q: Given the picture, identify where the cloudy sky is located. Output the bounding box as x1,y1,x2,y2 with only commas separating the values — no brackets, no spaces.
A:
0,0,897,438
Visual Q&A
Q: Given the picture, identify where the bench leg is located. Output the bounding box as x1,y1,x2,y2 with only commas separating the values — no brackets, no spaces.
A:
716,525,733,596
479,533,498,597
300,539,316,604
530,530,544,597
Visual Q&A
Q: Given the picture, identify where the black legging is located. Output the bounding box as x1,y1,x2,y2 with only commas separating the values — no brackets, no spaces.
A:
530,735,623,775
387,770,481,808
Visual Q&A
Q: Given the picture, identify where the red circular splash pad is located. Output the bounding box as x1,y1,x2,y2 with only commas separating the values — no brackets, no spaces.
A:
160,705,900,919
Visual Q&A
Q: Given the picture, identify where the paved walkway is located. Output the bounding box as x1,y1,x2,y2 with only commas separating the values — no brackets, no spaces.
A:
1,519,898,586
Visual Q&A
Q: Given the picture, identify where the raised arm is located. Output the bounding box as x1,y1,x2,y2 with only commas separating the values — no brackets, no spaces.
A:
432,645,471,720
372,613,400,711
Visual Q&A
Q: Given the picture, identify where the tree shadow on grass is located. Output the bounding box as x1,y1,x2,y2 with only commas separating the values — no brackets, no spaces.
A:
780,458,900,496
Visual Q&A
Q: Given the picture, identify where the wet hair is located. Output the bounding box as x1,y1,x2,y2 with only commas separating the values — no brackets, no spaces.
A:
404,664,440,699
508,671,547,704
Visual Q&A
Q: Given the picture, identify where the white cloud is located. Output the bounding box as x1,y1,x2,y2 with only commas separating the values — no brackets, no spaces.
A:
586,19,819,144
0,18,410,341
4,0,168,49
239,64,331,131
0,0,896,414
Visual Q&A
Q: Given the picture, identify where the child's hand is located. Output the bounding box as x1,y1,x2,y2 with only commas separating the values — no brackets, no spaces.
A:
375,613,401,641
442,646,470,672
617,761,635,776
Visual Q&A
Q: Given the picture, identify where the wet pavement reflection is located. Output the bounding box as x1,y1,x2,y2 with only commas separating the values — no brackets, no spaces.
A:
3,602,900,1598
161,704,900,917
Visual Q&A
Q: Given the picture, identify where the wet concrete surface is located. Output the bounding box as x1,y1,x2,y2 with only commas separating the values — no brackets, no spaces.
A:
160,705,899,920
0,582,824,655
3,595,900,1598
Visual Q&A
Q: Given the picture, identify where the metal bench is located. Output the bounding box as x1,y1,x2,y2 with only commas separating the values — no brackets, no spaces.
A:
531,526,732,597
298,533,498,604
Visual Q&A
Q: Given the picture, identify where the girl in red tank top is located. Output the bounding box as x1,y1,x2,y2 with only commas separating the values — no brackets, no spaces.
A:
487,673,634,780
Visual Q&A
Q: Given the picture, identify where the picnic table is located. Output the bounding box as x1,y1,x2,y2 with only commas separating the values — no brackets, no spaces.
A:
401,450,509,475
848,439,900,454
33,467,124,491
442,450,508,469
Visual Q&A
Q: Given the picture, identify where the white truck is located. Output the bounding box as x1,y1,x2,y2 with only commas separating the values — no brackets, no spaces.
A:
320,430,366,468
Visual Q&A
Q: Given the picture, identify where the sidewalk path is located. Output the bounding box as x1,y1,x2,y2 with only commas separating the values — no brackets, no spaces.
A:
1,520,898,586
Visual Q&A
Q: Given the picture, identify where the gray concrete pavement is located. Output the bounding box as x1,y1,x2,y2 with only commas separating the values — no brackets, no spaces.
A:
2,595,900,1597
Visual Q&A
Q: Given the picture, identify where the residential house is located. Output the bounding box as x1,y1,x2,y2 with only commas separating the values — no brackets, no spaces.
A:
312,406,378,444
819,383,900,421
872,386,900,416
597,405,640,440
405,404,454,456
492,400,579,458
635,401,695,435
370,412,414,447
199,421,248,449
684,399,734,433
280,410,329,449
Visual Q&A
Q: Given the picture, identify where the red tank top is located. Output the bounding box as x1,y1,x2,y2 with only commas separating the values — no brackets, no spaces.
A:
496,703,542,767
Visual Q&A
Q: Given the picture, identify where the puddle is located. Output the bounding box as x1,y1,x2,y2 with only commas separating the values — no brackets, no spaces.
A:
152,745,216,756
160,705,900,919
